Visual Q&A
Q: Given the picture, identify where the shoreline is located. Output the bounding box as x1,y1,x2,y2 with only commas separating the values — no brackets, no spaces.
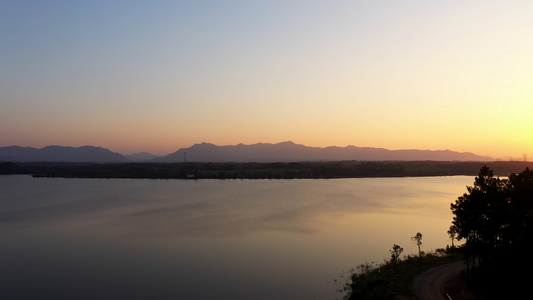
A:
1,161,532,180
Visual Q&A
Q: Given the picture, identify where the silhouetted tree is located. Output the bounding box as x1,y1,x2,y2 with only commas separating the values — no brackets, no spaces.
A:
447,226,457,250
411,232,422,259
450,166,508,272
450,166,533,297
506,167,533,247
389,244,403,273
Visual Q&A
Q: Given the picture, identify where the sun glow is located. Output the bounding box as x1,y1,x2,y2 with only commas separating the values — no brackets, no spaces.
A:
1,1,531,157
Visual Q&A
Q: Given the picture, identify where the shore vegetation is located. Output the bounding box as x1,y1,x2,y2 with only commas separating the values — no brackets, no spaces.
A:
343,166,533,299
340,246,461,299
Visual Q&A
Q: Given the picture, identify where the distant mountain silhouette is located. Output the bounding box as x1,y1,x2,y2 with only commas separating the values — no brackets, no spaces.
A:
0,146,127,162
154,141,493,162
125,152,162,162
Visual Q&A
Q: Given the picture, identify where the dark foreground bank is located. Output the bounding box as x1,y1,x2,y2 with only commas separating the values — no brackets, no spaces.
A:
341,250,464,300
1,161,532,179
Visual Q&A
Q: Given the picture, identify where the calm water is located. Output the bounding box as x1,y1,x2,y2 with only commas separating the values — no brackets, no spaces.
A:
0,175,473,299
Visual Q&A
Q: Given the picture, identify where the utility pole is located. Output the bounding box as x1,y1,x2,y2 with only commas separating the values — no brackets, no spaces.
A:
184,151,187,163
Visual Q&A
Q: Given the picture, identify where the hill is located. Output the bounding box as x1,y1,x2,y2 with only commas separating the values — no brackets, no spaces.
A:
154,141,493,162
0,145,127,163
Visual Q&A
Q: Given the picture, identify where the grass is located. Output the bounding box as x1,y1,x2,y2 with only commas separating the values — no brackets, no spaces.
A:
341,249,463,300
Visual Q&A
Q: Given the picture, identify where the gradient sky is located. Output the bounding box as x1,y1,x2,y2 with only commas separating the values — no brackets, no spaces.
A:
1,1,532,158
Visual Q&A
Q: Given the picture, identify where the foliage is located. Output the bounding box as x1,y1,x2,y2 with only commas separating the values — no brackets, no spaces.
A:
450,166,533,298
342,250,461,300
389,244,403,273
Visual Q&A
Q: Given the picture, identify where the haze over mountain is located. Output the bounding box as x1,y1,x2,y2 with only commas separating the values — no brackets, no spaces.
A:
125,152,162,162
155,141,494,162
0,142,494,163
0,146,127,163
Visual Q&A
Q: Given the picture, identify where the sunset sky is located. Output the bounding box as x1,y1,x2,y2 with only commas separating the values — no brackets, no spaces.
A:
1,1,532,158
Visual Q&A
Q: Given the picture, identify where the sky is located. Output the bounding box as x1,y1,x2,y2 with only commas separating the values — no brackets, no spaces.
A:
1,1,532,158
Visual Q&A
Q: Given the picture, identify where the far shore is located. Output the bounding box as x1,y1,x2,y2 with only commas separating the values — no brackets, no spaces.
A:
1,160,531,180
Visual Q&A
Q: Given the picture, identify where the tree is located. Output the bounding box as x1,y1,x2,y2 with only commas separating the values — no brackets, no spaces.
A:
450,165,508,272
506,167,533,247
447,226,457,252
389,244,403,273
411,232,423,259
449,166,533,297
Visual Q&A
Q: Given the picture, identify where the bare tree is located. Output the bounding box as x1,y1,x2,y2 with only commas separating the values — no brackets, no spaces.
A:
447,226,457,249
411,232,423,259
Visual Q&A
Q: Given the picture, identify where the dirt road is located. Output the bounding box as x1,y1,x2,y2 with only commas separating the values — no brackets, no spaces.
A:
412,261,466,300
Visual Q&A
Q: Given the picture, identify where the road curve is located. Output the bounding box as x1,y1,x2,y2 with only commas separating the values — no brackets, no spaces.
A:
413,261,466,300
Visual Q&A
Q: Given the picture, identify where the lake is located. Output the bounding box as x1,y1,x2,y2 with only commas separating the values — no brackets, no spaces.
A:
0,175,473,299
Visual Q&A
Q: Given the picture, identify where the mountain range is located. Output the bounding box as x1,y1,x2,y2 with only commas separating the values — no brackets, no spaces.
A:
0,142,493,163
0,146,128,163
154,141,493,162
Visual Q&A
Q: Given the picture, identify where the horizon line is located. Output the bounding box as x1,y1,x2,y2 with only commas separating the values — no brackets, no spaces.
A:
0,141,499,161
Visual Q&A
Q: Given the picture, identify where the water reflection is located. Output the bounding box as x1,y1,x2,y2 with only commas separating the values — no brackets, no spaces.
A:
1,176,467,236
0,175,473,299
